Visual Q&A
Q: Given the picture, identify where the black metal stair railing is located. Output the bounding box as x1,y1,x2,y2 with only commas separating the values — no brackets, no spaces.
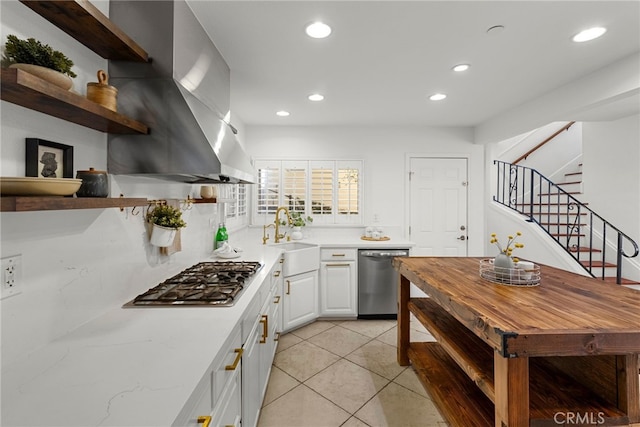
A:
494,160,639,284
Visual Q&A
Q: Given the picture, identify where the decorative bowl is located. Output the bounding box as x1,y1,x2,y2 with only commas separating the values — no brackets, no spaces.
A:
0,177,82,196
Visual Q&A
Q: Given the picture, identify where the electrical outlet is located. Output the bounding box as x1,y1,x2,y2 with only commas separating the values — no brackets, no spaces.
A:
1,255,22,299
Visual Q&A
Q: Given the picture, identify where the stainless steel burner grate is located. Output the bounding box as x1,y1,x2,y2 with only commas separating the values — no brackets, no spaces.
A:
125,261,262,307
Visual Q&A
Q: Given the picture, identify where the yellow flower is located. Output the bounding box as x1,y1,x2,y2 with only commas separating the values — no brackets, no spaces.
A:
490,231,524,258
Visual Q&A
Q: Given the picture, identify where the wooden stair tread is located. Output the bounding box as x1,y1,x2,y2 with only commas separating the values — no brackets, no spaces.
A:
569,246,602,253
581,260,616,268
516,202,589,206
537,191,582,195
556,181,582,185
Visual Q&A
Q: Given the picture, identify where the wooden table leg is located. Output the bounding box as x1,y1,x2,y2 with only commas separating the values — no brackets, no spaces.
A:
494,354,529,427
617,354,640,422
397,273,410,366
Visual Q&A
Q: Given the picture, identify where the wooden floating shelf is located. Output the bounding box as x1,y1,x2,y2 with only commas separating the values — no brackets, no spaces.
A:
0,196,148,212
1,68,149,134
19,0,149,62
193,198,218,204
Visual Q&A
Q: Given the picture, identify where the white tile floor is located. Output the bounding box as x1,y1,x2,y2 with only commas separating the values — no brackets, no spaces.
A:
257,318,450,427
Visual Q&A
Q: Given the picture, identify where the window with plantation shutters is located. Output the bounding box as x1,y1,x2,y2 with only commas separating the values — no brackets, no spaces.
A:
222,184,248,229
256,161,280,216
237,184,247,217
253,160,363,225
310,164,333,216
225,185,237,218
283,162,306,214
337,165,360,221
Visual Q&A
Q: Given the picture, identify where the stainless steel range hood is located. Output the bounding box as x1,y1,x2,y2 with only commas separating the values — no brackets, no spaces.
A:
107,0,255,184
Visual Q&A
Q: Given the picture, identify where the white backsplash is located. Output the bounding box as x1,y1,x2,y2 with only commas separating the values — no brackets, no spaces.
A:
0,177,223,367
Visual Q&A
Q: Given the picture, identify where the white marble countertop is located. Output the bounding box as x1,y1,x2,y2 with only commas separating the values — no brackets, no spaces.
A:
1,233,414,426
1,244,284,427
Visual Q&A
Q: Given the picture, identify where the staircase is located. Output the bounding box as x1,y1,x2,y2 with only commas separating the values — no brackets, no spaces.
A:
494,160,639,284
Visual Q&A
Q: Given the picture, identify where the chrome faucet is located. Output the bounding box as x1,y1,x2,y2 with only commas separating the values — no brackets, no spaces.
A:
274,206,292,243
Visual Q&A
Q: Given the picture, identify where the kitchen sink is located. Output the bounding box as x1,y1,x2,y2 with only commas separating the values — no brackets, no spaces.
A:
270,242,320,276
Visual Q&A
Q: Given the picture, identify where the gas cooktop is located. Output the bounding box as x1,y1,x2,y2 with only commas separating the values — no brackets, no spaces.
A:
124,261,262,307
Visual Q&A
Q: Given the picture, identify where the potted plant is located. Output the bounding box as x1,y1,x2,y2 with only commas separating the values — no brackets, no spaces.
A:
147,204,187,247
289,211,312,240
3,34,76,90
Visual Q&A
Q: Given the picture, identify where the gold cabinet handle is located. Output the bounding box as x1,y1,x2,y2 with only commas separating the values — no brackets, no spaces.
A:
225,348,243,371
332,253,346,257
198,416,211,427
279,258,284,264
274,332,281,342
274,295,281,304
260,315,268,344
326,263,350,267
274,270,281,277
286,280,291,295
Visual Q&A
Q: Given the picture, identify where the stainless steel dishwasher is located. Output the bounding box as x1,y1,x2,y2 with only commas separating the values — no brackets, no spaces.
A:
358,249,409,319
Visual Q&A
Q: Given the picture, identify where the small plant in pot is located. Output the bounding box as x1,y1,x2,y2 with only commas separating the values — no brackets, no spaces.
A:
147,204,187,247
3,34,76,90
288,211,312,240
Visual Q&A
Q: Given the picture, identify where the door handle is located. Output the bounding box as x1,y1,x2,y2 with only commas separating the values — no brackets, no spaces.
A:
457,235,466,241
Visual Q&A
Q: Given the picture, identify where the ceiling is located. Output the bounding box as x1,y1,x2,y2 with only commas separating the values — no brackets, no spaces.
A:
187,1,640,128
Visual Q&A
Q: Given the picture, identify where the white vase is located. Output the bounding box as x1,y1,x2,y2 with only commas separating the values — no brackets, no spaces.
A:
291,226,303,240
494,252,514,282
150,224,177,247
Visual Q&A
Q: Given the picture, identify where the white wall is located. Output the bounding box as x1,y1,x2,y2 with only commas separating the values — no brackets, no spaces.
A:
582,114,640,245
244,125,486,254
0,0,224,367
475,52,640,145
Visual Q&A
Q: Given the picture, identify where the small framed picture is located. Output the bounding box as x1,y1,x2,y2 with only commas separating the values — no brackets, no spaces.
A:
25,138,74,178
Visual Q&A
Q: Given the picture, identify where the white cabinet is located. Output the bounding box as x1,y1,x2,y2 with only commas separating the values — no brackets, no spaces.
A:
176,325,242,427
282,270,318,331
320,248,358,317
211,331,242,427
176,258,284,427
242,306,264,427
242,259,284,427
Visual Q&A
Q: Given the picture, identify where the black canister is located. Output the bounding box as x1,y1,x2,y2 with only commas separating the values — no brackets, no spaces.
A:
76,168,109,197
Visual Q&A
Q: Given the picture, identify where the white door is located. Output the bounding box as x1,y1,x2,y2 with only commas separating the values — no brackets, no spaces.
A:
409,157,468,256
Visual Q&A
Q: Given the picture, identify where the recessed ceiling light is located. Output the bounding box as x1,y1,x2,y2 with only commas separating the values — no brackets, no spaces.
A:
276,111,290,117
305,21,332,39
452,64,470,72
429,93,447,101
308,93,324,101
572,27,607,42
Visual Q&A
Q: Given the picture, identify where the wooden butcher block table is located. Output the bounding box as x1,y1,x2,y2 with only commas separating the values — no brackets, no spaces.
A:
394,257,640,427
